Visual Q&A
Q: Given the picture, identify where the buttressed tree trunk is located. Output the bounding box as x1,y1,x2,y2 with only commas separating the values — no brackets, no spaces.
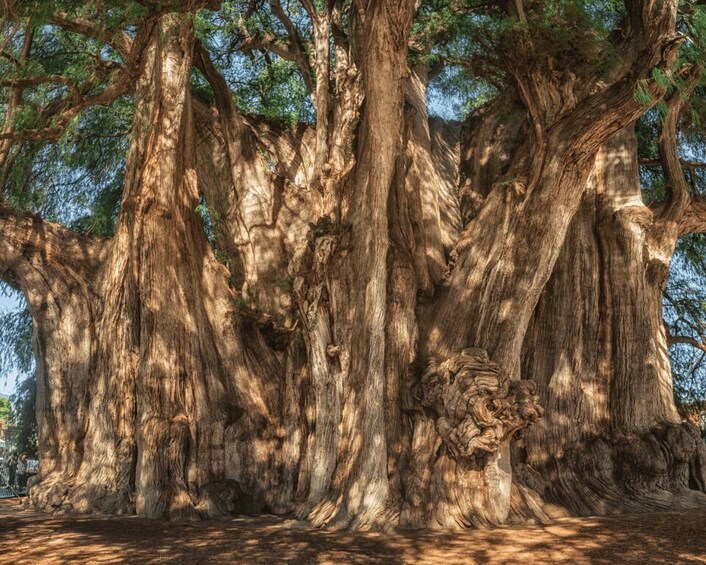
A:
7,13,285,519
517,130,706,516
2,0,706,531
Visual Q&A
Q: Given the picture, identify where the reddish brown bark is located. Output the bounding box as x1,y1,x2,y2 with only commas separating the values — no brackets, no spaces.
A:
1,0,704,532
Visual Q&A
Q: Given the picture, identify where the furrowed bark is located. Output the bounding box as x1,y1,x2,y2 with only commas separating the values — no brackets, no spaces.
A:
6,0,706,533
518,127,706,516
0,208,106,505
300,1,417,529
25,13,285,519
404,0,682,528
194,46,300,325
680,196,706,234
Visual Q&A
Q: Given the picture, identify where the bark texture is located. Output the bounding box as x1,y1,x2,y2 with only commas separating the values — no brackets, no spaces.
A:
518,127,706,516
15,14,284,519
1,0,705,532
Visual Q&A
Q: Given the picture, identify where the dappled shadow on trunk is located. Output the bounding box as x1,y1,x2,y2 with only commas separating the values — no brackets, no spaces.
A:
1,502,705,564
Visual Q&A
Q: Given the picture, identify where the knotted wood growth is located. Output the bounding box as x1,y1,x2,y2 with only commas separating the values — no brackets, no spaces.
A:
421,349,543,462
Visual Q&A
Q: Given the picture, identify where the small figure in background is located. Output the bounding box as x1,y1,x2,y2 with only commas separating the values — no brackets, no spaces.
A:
7,452,17,488
17,452,28,491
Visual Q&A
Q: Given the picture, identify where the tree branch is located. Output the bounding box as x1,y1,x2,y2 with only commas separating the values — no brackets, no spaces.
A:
309,3,331,176
0,22,32,198
50,13,133,59
239,33,302,65
0,205,107,291
268,0,314,94
0,19,157,145
0,74,82,95
510,0,680,160
0,70,134,143
666,332,706,353
640,159,706,169
680,195,706,235
330,0,350,69
299,0,319,21
654,65,703,226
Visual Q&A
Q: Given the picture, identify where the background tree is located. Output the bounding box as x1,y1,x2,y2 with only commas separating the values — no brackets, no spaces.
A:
0,395,11,422
0,0,705,529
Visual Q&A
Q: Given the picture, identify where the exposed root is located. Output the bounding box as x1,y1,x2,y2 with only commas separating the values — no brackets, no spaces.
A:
512,422,706,518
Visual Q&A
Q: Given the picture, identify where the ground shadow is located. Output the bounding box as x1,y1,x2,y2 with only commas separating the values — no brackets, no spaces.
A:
1,501,705,564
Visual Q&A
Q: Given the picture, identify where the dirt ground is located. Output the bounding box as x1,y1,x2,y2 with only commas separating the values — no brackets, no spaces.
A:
0,498,705,564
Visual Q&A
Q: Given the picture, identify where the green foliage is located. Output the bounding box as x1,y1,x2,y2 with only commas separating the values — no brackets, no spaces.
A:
234,57,311,124
0,288,36,455
680,3,706,66
12,1,149,28
651,68,673,90
196,0,314,124
418,0,629,120
0,396,12,422
428,65,497,119
633,80,653,107
0,17,133,229
195,199,217,246
0,298,34,379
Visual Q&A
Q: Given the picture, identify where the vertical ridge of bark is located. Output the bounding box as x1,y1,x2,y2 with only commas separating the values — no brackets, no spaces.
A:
27,13,286,520
302,1,417,529
517,127,706,518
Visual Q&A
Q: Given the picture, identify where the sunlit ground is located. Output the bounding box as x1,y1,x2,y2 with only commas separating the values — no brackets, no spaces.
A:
0,499,705,564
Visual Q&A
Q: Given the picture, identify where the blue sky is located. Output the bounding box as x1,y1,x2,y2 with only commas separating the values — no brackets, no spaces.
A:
0,291,21,396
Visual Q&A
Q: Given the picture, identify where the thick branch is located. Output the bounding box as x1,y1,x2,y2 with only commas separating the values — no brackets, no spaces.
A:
666,323,706,353
0,206,107,289
680,196,706,235
50,13,133,59
134,0,221,10
0,74,82,93
654,66,703,229
509,0,679,160
0,71,134,142
310,5,331,175
640,159,706,170
239,33,302,65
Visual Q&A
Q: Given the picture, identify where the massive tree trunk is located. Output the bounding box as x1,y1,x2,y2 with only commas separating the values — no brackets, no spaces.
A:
10,14,285,519
397,0,692,528
1,0,705,531
517,128,706,515
0,208,107,503
292,2,418,529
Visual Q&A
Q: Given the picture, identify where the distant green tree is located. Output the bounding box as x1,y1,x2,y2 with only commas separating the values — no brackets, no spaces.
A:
10,378,37,457
0,396,12,422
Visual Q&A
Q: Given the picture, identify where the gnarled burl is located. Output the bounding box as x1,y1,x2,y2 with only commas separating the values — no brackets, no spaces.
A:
421,348,543,462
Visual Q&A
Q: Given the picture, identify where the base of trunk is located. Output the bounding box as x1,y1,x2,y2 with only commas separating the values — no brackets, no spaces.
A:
28,476,134,516
27,473,252,520
513,422,706,519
